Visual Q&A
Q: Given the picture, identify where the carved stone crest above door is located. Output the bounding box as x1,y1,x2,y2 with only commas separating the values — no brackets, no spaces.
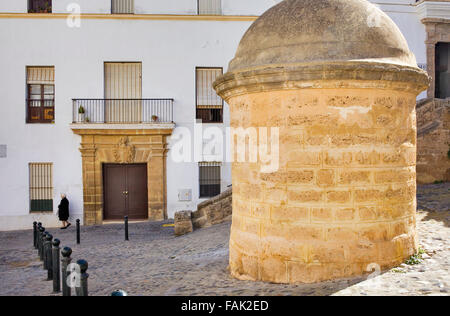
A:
113,136,136,163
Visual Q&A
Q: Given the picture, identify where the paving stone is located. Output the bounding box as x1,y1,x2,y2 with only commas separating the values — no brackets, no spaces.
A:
0,183,448,296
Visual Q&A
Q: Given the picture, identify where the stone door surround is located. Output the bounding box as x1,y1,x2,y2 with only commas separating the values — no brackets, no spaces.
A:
423,18,450,98
72,127,173,225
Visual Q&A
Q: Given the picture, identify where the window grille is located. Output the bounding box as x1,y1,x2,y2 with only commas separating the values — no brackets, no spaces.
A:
199,162,221,198
29,163,53,212
196,68,223,123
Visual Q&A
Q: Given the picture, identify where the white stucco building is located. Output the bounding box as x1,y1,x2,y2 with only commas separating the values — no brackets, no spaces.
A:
0,0,449,231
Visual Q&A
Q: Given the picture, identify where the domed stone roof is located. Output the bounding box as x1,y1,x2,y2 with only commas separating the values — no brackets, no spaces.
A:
228,0,418,72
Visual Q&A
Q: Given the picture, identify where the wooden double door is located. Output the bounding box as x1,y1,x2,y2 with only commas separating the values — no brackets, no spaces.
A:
103,164,148,220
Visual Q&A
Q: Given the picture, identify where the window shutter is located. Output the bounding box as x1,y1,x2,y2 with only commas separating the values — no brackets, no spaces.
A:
27,67,55,85
196,68,223,108
198,0,222,15
112,0,134,14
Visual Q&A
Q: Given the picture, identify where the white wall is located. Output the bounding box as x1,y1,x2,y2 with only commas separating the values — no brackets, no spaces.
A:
135,0,197,15
371,0,428,99
0,16,247,230
0,0,27,13
222,0,282,16
53,0,111,14
0,0,279,15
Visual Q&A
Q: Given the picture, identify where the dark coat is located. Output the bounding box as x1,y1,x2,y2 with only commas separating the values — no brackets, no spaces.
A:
58,197,69,221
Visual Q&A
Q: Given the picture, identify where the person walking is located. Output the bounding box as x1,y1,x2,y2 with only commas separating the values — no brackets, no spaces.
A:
58,194,71,229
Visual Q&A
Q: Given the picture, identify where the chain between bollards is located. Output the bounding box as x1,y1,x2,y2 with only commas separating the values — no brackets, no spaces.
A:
125,216,129,241
76,219,80,245
61,247,72,297
52,239,61,293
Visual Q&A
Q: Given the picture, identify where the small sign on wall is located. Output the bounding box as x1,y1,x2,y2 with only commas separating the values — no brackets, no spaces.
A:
178,189,192,202
0,145,6,158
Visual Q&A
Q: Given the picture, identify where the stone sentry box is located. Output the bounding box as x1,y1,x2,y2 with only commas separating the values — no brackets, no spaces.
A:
214,0,429,283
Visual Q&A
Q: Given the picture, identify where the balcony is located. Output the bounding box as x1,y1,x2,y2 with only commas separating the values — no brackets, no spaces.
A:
72,99,174,125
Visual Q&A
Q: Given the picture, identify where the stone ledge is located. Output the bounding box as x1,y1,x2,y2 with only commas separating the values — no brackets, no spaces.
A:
214,61,429,101
71,124,175,135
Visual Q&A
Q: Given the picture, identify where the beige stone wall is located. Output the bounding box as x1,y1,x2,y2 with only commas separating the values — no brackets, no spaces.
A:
228,88,420,283
192,187,232,229
417,98,450,183
174,187,233,236
72,128,172,225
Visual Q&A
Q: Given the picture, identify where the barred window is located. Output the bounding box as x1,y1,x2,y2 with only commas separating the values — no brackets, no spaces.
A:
26,66,55,123
112,0,134,14
29,163,53,212
196,68,223,123
199,162,221,198
198,0,222,15
28,0,52,13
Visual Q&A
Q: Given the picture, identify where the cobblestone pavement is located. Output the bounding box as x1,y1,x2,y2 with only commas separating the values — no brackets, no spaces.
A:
0,184,448,296
417,183,450,212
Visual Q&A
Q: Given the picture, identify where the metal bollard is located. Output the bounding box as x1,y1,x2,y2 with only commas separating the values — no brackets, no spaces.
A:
61,247,72,297
36,223,42,252
52,239,61,293
43,232,50,269
38,226,45,260
44,233,53,280
76,219,80,245
36,223,41,251
75,259,89,297
33,222,37,249
125,216,129,241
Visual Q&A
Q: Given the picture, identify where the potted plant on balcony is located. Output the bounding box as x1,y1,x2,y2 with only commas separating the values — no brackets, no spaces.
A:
78,106,86,123
39,2,52,13
151,115,159,123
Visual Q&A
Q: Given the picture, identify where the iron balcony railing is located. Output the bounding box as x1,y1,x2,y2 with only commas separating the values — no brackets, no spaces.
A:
72,99,174,124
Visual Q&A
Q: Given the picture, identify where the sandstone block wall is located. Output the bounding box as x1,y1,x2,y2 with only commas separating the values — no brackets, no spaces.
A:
174,187,232,236
174,210,194,236
228,88,419,283
417,98,450,184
